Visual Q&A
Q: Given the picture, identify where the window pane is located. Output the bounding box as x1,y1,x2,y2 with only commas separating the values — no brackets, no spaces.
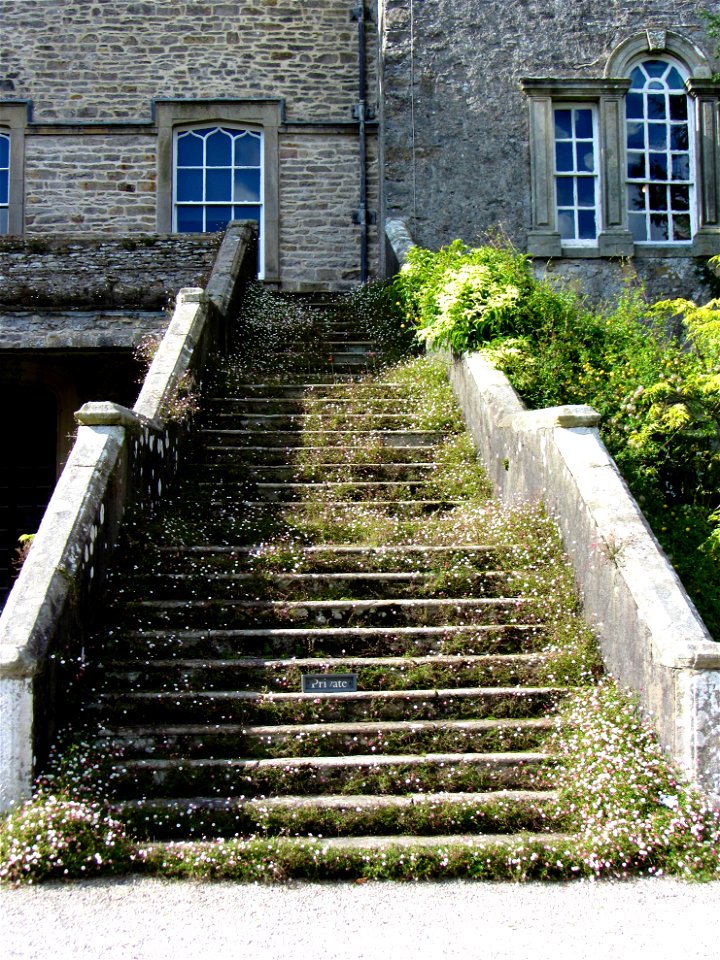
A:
645,60,667,78
576,178,595,207
233,168,261,202
626,92,644,119
0,175,8,206
629,212,647,241
627,122,644,149
206,205,232,232
176,169,202,202
176,206,204,232
649,153,668,180
647,95,666,120
555,141,573,172
234,204,261,223
647,123,666,150
627,152,645,179
649,183,667,211
206,169,231,201
670,125,689,151
650,214,669,241
669,96,688,121
670,184,690,211
674,214,691,241
577,209,596,240
234,132,261,166
176,132,204,167
627,184,645,211
556,178,574,207
629,67,645,88
0,135,9,167
574,109,593,139
557,209,575,240
666,67,684,90
576,143,594,172
671,154,689,181
206,129,232,167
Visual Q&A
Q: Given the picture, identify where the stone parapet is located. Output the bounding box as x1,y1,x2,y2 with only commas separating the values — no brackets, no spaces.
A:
449,350,720,802
0,222,257,812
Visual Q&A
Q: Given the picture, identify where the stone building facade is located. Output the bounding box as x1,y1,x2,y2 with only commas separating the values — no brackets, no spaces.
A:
379,1,720,302
1,1,719,296
0,0,380,290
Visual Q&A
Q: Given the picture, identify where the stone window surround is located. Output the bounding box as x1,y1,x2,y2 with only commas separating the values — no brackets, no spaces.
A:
0,102,27,235
155,99,282,283
522,30,720,259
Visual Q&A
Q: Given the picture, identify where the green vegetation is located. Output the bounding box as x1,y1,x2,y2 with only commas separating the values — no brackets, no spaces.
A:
393,241,720,638
3,285,720,883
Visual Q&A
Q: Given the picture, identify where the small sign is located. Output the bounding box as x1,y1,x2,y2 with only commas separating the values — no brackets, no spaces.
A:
301,673,357,694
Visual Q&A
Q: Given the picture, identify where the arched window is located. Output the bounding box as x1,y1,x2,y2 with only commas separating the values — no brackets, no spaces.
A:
625,59,693,244
0,131,10,235
173,125,263,268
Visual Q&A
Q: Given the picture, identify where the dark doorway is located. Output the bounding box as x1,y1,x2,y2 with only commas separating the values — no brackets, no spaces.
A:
0,384,58,603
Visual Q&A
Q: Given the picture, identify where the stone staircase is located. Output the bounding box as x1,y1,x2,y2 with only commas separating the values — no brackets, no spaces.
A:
86,295,574,853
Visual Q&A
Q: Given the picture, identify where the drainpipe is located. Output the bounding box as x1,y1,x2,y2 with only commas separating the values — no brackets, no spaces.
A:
351,3,369,282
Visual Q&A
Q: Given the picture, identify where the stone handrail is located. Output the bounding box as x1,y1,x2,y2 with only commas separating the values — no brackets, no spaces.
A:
385,218,720,802
0,221,257,811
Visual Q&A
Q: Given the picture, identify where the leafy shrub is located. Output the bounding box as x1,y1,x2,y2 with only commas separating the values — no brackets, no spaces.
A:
395,240,536,351
0,793,134,884
394,241,720,636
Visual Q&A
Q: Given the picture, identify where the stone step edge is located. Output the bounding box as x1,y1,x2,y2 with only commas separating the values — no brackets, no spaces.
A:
155,544,500,556
102,653,543,672
115,750,552,772
125,597,523,611
114,789,559,814
100,717,556,739
99,686,564,704
125,571,509,584
120,624,541,640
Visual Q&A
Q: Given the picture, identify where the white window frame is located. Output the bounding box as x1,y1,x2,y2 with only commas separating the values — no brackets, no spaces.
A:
625,57,695,246
522,30,720,258
553,104,601,248
172,124,265,276
0,129,9,235
0,102,27,235
155,99,282,283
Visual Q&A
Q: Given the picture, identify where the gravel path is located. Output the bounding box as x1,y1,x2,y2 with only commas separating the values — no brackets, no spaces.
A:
3,878,720,959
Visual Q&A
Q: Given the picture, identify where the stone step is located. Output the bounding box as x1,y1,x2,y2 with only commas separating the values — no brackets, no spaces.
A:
100,652,545,692
99,716,554,760
212,382,409,399
114,789,561,840
114,570,512,601
152,543,500,574
200,413,419,431
206,498,467,514
203,480,436,503
200,444,439,465
107,750,555,800
107,623,544,660
94,686,565,725
200,428,445,448
112,596,532,630
205,397,414,415
184,462,437,483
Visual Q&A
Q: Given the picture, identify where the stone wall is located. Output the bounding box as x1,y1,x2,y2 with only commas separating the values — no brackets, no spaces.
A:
1,0,374,123
25,135,157,232
0,234,221,309
0,0,380,288
279,132,379,289
379,0,720,299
